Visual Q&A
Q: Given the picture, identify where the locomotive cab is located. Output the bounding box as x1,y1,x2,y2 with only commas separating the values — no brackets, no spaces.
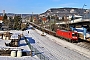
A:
72,32,78,41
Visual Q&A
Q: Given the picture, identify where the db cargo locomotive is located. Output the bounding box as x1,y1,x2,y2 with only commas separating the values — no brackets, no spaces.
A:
29,22,79,42
56,29,78,42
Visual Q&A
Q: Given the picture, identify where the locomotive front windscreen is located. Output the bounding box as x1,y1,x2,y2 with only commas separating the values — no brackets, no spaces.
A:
72,33,78,37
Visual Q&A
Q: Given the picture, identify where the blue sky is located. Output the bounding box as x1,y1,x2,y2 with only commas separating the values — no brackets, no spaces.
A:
0,0,90,14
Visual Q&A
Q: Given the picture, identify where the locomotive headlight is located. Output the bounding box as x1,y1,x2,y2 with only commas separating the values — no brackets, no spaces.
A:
75,37,77,38
73,37,77,38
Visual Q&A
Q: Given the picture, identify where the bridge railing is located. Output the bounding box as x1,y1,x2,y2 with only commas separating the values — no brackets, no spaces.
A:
24,36,50,60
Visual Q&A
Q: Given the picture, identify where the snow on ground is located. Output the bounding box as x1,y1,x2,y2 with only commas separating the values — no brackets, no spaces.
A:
0,55,39,60
19,36,31,55
24,28,90,60
0,27,90,60
0,30,40,60
0,39,11,47
35,29,90,58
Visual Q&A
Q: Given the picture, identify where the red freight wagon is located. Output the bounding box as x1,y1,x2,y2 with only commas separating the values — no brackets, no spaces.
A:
56,29,78,42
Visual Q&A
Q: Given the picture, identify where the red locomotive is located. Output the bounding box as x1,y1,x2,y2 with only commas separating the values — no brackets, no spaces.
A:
56,29,78,42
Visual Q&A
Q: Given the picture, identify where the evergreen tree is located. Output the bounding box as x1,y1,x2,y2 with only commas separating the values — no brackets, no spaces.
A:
13,15,22,30
9,17,14,29
3,13,7,20
3,13,8,26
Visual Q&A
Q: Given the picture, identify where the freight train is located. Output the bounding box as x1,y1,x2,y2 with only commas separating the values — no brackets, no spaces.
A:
29,22,79,42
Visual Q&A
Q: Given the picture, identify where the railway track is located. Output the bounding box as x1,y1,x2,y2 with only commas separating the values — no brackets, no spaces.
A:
29,22,90,51
74,41,90,50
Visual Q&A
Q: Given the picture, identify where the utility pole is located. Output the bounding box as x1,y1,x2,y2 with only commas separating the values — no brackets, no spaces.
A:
30,12,33,22
32,12,33,22
64,15,69,30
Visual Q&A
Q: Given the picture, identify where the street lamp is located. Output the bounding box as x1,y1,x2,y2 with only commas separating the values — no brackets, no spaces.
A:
82,4,87,18
82,4,87,9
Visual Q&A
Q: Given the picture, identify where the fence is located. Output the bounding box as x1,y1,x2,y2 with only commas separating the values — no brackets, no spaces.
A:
24,36,50,60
